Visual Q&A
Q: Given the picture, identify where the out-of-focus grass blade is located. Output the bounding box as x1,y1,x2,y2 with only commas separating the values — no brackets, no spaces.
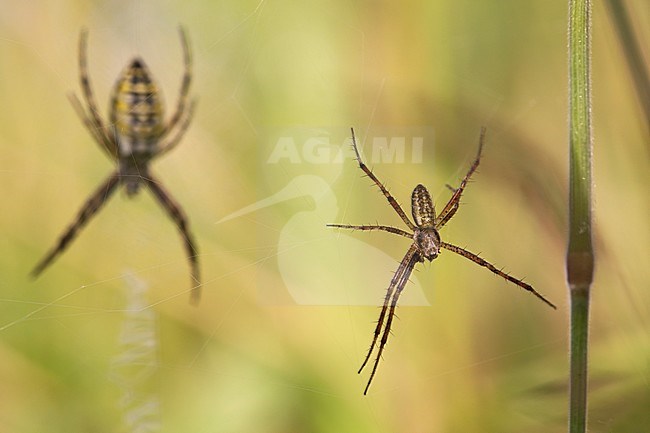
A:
605,0,650,136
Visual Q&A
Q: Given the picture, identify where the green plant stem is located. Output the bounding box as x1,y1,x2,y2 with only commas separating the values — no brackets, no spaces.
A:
568,287,590,432
567,0,594,432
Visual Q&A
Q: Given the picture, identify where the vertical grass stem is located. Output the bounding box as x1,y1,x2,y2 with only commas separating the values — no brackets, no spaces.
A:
567,0,595,432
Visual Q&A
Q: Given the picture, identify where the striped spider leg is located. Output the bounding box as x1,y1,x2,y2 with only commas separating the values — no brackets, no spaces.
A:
328,128,556,394
32,27,202,303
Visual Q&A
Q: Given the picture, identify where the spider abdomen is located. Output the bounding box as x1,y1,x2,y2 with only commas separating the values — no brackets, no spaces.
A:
110,58,165,158
411,184,436,228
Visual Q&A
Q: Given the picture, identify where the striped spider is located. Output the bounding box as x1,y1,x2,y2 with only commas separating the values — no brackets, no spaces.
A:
328,128,556,394
32,27,201,303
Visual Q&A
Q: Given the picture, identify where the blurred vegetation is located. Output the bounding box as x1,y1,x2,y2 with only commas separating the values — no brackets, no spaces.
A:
0,1,648,432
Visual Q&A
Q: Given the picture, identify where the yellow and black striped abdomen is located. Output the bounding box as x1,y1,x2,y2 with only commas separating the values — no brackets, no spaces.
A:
411,184,436,228
110,58,165,157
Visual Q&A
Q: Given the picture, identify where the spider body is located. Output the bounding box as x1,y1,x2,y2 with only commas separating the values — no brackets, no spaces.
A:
112,58,167,195
32,28,201,303
328,128,556,394
411,185,441,261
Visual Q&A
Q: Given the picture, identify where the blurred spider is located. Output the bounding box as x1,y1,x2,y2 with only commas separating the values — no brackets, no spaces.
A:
328,128,556,394
31,27,201,303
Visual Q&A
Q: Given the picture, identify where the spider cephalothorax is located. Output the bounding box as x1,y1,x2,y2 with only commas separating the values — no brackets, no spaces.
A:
328,127,556,394
32,28,201,303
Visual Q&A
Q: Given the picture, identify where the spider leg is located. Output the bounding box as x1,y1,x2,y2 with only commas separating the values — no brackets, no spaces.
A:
31,171,120,277
358,246,416,375
68,93,118,160
163,26,193,137
152,26,194,156
362,247,421,395
157,98,197,157
78,28,117,157
144,174,201,304
327,223,412,239
434,127,486,229
349,128,416,231
444,183,457,193
440,241,556,309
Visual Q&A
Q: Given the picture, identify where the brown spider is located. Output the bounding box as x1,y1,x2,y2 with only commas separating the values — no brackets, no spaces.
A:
328,127,556,394
31,27,201,303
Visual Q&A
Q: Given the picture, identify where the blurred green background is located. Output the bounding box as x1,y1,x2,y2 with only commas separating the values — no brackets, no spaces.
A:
1,1,648,432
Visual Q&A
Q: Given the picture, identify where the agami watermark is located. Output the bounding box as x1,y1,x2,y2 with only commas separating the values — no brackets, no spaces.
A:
267,129,430,164
218,127,435,306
